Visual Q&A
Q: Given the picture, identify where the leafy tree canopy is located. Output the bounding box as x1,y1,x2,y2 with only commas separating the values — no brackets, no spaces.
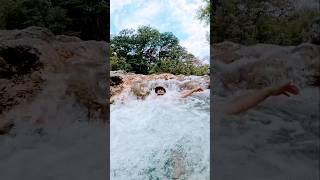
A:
198,0,320,45
0,0,108,40
111,26,208,75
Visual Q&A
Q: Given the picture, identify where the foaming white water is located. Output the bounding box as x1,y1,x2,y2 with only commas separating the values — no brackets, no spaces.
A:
111,79,210,179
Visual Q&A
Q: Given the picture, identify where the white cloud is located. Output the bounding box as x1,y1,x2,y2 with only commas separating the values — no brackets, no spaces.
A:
117,1,164,30
110,0,209,59
167,0,209,59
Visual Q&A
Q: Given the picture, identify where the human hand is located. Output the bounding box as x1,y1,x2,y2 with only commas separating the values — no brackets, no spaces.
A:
270,82,299,97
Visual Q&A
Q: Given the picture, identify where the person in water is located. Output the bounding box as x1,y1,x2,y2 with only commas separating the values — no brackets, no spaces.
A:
116,79,299,116
154,81,299,115
154,85,204,98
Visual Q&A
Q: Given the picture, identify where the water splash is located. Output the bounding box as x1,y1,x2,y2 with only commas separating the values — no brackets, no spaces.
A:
111,78,210,179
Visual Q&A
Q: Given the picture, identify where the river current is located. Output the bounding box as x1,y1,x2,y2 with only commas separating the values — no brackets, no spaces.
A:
111,78,210,179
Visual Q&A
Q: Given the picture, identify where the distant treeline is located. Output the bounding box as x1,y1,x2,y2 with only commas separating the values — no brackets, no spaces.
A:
199,0,320,45
111,26,209,75
0,0,108,41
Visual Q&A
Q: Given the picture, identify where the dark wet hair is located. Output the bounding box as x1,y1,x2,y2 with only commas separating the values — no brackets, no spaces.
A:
155,86,166,93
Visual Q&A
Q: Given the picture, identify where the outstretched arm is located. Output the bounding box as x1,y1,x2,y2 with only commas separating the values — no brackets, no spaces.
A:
180,87,204,98
220,82,299,115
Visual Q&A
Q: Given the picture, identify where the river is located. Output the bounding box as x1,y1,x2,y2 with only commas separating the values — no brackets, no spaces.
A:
111,78,210,179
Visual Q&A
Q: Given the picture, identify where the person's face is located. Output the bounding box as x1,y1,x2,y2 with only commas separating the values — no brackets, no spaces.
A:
156,89,165,96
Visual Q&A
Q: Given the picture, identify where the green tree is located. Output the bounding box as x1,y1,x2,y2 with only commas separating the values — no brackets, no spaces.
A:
46,7,72,35
111,26,208,75
198,0,211,25
58,0,108,40
111,25,196,74
198,0,320,45
110,55,132,71
135,25,161,71
150,59,208,76
0,0,108,40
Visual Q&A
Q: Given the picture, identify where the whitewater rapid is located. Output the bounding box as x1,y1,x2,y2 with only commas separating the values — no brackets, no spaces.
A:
110,79,210,179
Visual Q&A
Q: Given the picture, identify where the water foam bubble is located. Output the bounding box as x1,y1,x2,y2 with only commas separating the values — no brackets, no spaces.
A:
111,78,210,179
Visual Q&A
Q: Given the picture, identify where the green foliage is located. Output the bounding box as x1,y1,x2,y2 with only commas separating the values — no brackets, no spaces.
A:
198,0,211,42
198,0,320,45
46,7,72,35
191,64,209,76
150,59,209,76
110,55,132,72
255,11,318,45
197,0,211,25
0,0,108,40
111,26,208,75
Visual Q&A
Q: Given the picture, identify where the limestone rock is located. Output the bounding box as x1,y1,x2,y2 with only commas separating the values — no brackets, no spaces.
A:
0,26,108,130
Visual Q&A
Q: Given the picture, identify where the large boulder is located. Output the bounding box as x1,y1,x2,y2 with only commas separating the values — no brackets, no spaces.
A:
0,27,108,133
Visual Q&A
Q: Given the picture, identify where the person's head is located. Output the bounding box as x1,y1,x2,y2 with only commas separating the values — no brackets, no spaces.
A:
155,86,166,96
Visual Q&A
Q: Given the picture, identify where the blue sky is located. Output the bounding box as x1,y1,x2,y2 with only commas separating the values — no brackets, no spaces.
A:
110,0,209,61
